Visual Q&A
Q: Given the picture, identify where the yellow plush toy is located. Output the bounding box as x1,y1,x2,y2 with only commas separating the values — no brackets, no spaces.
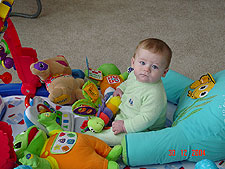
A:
30,55,85,105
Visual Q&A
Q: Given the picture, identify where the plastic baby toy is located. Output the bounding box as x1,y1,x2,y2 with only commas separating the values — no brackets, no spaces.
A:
0,71,12,84
14,112,122,169
0,40,14,69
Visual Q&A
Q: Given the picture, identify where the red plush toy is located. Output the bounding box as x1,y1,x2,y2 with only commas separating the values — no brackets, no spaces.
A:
0,121,17,169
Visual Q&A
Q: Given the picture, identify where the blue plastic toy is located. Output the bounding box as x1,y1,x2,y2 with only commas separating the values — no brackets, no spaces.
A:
195,159,218,169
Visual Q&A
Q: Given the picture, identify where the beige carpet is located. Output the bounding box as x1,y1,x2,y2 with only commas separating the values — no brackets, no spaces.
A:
1,0,225,84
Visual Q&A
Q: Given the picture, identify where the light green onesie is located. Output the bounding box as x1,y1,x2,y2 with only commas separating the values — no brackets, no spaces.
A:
85,71,167,146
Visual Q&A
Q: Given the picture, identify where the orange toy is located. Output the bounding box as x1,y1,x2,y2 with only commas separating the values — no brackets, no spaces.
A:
14,112,122,169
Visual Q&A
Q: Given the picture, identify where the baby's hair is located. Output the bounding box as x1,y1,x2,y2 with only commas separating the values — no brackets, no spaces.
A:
134,38,172,68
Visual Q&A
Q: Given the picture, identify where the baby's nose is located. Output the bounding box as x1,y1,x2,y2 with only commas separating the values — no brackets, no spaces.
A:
144,66,151,72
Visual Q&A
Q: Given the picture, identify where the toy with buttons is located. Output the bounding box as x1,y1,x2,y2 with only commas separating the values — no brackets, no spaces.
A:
14,112,122,169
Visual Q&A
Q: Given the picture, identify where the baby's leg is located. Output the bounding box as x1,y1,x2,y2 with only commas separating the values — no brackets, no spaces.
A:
85,128,125,146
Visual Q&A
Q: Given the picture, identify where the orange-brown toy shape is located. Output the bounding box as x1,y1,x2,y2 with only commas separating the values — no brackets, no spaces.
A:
99,75,124,96
30,55,85,105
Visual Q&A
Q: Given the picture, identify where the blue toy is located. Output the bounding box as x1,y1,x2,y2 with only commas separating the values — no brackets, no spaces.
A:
121,69,225,166
195,159,218,169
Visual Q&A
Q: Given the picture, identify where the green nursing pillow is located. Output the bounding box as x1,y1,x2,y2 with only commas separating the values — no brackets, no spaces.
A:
122,69,225,166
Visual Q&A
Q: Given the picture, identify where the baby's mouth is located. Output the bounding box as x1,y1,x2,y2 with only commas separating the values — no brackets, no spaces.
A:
140,73,148,77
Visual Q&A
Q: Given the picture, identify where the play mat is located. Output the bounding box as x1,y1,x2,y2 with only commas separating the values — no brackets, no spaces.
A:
1,95,225,169
0,95,194,169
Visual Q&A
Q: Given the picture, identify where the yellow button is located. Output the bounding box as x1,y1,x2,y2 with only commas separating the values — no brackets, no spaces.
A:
44,151,49,156
63,114,68,117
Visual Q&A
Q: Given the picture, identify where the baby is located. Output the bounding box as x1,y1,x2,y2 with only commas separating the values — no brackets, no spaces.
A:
86,38,172,145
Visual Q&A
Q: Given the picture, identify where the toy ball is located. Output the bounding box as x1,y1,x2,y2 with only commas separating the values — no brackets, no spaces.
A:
195,159,218,169
2,57,14,69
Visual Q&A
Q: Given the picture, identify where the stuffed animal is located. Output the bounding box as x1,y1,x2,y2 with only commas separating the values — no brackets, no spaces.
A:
73,86,122,133
30,55,85,105
72,63,128,133
121,69,225,167
84,63,129,96
0,121,17,169
14,111,122,169
88,95,121,133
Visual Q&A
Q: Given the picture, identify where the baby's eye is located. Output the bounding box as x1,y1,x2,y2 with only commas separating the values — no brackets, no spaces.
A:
152,65,158,69
139,61,145,65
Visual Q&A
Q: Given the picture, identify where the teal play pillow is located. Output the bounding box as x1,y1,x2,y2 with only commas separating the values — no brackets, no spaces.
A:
121,69,225,166
162,70,193,104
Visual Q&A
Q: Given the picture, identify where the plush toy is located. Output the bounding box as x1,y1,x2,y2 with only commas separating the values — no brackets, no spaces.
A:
30,55,85,105
0,121,17,169
72,80,122,133
72,63,128,133
121,69,225,166
73,89,122,133
14,111,122,169
84,63,129,96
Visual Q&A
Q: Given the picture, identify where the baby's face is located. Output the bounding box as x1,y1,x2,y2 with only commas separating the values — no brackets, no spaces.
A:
131,48,168,83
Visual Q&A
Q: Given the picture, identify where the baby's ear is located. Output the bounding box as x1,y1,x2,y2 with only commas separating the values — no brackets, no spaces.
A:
131,57,135,68
162,68,169,77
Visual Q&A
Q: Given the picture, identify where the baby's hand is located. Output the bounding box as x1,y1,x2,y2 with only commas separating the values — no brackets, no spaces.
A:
112,120,127,135
113,88,123,98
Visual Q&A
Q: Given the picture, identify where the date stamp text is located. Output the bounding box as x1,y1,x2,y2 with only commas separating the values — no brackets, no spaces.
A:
169,149,205,156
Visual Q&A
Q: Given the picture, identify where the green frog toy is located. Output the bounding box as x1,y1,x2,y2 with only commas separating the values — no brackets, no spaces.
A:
14,112,122,169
